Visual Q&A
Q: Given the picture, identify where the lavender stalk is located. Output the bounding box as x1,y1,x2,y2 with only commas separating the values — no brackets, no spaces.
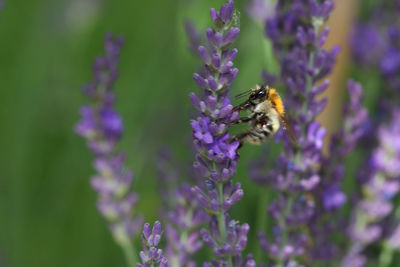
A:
343,3,400,265
380,206,400,267
342,110,400,267
137,221,169,267
252,1,338,265
75,33,142,266
156,149,208,266
189,1,254,266
320,81,367,211
308,81,367,262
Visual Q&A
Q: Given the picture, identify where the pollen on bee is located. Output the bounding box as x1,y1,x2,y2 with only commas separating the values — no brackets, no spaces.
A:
268,88,285,116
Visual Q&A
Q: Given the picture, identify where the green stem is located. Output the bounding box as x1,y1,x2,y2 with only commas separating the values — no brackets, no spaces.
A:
378,205,400,267
228,255,233,267
275,194,294,267
255,0,278,76
379,242,393,267
217,182,233,267
217,183,227,241
301,18,322,116
120,240,137,267
262,34,279,75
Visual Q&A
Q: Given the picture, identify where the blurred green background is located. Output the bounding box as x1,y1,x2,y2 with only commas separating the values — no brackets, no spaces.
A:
0,0,279,266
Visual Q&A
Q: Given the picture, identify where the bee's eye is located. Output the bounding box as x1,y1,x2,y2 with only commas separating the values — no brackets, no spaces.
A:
258,90,266,97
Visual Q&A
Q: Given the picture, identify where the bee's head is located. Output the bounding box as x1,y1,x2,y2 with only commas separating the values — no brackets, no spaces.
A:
249,85,269,101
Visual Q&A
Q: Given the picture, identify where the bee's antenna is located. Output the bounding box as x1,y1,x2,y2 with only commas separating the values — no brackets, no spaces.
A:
235,90,251,99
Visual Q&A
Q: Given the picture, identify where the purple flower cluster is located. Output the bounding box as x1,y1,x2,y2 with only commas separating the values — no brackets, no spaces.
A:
386,222,400,250
343,3,400,266
184,20,202,56
202,218,255,266
189,1,254,265
349,2,400,139
350,23,385,67
320,81,367,211
351,3,400,92
246,0,275,25
137,221,168,267
163,186,207,266
76,34,142,256
308,81,367,261
76,34,125,155
380,27,400,90
342,110,400,267
251,0,343,265
157,149,209,266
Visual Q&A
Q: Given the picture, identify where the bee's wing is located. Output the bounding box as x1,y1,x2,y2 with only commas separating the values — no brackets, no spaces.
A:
279,113,298,145
234,89,251,99
233,90,253,112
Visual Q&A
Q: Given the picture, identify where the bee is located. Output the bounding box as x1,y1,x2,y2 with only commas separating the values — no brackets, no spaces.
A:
229,84,296,146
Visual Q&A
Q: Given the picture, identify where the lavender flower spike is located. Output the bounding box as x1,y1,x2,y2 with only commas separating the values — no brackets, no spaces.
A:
252,0,339,265
137,221,169,267
76,33,142,266
190,1,254,266
321,81,367,210
342,109,400,267
156,149,208,266
306,80,368,262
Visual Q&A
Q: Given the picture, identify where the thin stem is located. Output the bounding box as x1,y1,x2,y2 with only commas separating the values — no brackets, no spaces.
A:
228,255,233,267
378,242,393,267
275,194,294,267
254,0,278,75
120,240,137,267
217,182,233,267
378,205,400,267
261,31,279,75
302,20,321,117
217,183,227,241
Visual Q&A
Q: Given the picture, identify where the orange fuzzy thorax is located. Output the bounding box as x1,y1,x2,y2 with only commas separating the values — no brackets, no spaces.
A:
268,88,285,116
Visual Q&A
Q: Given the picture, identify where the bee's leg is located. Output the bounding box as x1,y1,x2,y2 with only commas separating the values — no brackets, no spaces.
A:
232,102,248,112
233,101,254,112
227,117,252,126
232,131,267,146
